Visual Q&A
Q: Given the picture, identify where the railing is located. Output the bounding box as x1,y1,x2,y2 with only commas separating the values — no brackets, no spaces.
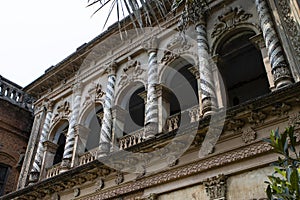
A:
188,105,201,123
78,148,98,166
0,76,34,110
165,113,180,132
76,105,201,165
46,163,61,178
118,128,144,150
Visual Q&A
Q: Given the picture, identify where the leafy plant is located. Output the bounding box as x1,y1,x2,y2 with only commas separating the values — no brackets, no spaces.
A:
265,126,300,199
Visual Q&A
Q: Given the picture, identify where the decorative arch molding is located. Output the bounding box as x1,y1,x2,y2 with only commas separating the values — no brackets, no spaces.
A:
211,23,261,56
48,119,69,142
78,100,104,127
158,54,197,85
0,152,17,164
115,81,146,109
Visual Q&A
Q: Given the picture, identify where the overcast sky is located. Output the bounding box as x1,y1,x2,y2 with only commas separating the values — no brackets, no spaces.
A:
0,0,115,87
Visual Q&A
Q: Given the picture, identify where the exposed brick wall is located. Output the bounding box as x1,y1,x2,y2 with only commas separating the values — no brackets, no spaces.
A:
0,98,33,195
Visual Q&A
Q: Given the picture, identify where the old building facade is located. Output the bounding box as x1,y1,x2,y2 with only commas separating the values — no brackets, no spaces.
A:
2,0,300,199
0,76,34,196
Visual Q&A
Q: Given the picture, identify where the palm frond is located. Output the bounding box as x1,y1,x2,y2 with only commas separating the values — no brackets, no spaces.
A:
87,0,172,31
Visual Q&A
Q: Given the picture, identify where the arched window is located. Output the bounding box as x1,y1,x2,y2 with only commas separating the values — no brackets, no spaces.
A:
123,86,145,135
160,57,199,127
217,31,270,106
52,121,68,165
0,164,9,196
85,104,103,151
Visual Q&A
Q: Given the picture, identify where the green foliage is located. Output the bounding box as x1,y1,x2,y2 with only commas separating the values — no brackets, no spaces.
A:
265,126,300,199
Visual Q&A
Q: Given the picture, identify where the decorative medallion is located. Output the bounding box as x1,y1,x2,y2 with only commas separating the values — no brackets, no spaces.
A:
52,100,71,123
118,57,145,87
212,6,253,38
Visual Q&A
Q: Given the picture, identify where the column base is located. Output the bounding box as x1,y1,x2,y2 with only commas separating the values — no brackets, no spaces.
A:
144,122,158,139
273,66,293,89
28,171,39,184
98,142,111,158
202,97,217,118
60,159,71,173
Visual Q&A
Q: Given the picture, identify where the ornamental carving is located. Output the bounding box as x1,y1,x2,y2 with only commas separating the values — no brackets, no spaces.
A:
288,112,300,128
204,174,227,200
225,119,245,131
73,188,80,197
271,103,291,117
273,67,292,84
212,6,253,38
52,100,71,123
95,178,105,191
160,50,179,64
51,193,60,200
241,127,256,143
166,34,192,53
115,172,124,185
84,82,105,107
277,0,300,62
118,57,145,87
248,111,266,125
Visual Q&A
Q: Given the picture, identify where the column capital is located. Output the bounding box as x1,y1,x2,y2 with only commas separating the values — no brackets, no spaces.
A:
42,140,58,154
43,99,54,112
142,36,159,53
111,105,127,121
72,81,83,94
249,33,266,49
105,61,117,76
188,66,200,79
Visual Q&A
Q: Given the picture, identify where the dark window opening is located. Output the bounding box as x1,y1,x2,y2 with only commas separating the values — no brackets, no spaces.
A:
53,127,67,165
124,87,145,135
218,31,270,106
0,164,9,196
85,105,103,151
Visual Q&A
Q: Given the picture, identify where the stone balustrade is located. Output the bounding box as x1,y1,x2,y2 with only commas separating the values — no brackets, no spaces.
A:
78,148,98,166
188,105,201,123
46,163,61,178
118,128,144,150
0,76,34,110
166,113,180,132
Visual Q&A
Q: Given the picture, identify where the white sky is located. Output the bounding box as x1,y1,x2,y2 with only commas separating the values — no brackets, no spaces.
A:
0,0,116,87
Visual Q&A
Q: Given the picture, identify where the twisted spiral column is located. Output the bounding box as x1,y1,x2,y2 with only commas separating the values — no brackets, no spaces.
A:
144,37,159,138
99,63,117,157
61,82,82,168
196,18,216,117
29,101,53,182
255,0,293,88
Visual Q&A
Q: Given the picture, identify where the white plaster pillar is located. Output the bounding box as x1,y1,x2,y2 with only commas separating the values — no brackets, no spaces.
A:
98,62,117,157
